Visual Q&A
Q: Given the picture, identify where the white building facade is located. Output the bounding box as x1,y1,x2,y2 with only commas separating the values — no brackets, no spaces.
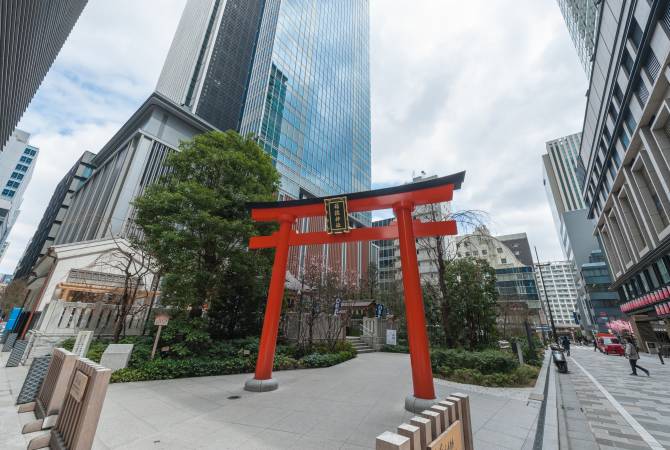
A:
0,130,38,262
534,261,581,332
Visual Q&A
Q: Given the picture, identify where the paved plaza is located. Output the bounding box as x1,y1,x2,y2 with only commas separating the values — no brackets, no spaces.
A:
558,345,670,450
0,352,542,450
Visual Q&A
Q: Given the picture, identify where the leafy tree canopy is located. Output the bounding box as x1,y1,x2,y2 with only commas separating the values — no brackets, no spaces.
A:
134,131,279,337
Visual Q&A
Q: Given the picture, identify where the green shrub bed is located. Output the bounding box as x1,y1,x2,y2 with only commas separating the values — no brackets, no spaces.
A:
61,336,356,383
380,345,539,387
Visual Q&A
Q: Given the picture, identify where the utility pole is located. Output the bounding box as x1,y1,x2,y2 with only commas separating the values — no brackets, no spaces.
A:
534,246,558,344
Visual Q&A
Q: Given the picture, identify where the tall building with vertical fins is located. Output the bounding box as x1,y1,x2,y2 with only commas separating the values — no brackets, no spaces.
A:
556,0,600,78
157,0,371,201
543,131,622,333
0,0,88,148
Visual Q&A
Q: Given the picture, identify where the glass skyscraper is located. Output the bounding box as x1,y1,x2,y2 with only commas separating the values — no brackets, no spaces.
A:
556,0,600,78
157,0,371,203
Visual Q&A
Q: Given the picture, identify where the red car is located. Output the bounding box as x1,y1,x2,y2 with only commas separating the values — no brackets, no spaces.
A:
596,334,625,355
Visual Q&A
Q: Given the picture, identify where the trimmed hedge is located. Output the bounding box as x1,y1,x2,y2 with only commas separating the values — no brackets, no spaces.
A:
111,349,356,383
380,345,537,387
430,348,519,375
445,365,540,387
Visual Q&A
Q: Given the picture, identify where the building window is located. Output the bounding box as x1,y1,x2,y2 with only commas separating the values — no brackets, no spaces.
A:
1,189,15,197
497,247,503,254
612,149,621,168
613,84,624,106
10,172,23,180
622,50,634,75
624,110,636,135
501,258,507,264
635,78,650,107
628,18,643,49
482,249,487,255
619,129,630,149
15,164,28,172
23,148,36,156
644,50,661,81
19,156,32,164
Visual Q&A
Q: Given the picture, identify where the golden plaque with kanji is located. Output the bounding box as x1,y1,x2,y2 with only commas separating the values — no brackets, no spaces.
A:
324,196,350,234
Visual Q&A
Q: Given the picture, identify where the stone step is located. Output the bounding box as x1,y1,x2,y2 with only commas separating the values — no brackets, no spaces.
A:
356,348,375,354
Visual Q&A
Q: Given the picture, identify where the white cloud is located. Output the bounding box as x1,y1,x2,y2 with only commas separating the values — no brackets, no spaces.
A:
0,0,186,273
2,0,586,272
370,0,588,261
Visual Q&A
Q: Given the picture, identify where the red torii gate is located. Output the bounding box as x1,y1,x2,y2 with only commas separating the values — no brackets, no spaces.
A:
244,172,465,412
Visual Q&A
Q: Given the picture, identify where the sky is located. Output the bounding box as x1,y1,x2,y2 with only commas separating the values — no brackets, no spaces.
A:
2,0,588,274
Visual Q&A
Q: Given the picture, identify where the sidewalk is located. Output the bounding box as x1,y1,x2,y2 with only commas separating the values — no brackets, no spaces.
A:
1,351,544,449
557,345,670,450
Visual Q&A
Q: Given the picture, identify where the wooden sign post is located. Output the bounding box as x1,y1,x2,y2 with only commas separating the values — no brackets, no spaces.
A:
150,313,169,360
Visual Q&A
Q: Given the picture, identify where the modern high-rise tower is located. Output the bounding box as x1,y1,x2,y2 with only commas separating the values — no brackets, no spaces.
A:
157,0,371,201
0,0,88,148
555,0,600,78
543,132,622,333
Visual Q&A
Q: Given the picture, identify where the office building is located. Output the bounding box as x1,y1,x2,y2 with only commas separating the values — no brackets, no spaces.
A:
0,130,39,262
556,0,600,78
534,260,580,334
158,0,371,201
578,0,670,349
454,229,542,335
543,132,622,333
13,151,95,280
54,93,213,246
0,0,88,148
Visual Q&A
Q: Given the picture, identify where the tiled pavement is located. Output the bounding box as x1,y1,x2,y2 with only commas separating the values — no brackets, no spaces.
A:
1,351,543,449
559,345,670,450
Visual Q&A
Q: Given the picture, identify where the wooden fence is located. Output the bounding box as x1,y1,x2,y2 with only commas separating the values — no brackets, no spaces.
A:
376,393,474,450
18,348,77,433
31,358,111,450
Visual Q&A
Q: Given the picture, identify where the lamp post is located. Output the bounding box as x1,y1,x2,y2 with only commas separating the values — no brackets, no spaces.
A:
534,247,558,344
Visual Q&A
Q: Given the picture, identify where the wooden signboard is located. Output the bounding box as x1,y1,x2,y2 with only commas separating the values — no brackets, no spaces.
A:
154,313,170,327
69,370,89,403
324,196,350,234
428,420,464,450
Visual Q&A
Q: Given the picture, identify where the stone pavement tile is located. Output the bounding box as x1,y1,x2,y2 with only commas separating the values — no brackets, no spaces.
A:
292,435,342,450
595,437,649,449
475,426,526,449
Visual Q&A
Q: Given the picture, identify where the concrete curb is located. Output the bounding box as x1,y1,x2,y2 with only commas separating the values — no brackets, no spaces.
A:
528,349,550,404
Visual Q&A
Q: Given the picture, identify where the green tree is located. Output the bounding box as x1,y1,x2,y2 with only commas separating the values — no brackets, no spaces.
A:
427,258,498,349
133,130,280,338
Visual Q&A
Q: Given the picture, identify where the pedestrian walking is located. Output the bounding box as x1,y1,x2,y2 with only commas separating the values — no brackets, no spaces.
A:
624,338,650,376
561,336,571,356
594,338,598,352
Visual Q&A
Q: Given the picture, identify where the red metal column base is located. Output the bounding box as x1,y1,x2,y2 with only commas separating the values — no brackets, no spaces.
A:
394,202,437,407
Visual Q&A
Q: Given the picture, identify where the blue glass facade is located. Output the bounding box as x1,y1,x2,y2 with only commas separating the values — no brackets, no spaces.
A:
241,0,371,205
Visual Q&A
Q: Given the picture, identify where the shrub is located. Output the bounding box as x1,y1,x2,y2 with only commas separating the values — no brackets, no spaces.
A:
445,364,540,387
430,348,518,375
380,344,409,353
300,351,355,368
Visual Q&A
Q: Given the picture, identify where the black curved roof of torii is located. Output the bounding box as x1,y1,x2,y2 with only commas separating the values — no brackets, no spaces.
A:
248,170,466,209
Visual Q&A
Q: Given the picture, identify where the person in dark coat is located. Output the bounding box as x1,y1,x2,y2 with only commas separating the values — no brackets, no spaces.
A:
624,338,650,376
561,336,571,356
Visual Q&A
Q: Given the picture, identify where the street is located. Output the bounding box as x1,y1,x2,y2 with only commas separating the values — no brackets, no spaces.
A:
558,345,670,450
